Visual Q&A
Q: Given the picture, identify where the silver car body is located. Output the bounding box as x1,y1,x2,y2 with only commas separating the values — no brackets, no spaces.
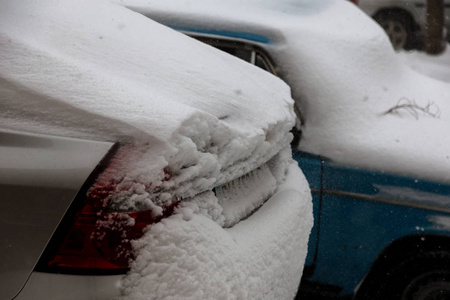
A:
0,130,115,299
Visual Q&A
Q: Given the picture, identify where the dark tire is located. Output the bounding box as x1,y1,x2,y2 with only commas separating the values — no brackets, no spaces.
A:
374,11,416,50
355,251,450,300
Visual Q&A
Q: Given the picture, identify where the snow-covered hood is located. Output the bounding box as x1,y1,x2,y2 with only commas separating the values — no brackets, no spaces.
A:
123,0,450,184
0,0,296,199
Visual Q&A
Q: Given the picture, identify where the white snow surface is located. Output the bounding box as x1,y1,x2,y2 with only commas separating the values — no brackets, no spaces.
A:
1,0,313,299
124,0,450,184
398,46,450,83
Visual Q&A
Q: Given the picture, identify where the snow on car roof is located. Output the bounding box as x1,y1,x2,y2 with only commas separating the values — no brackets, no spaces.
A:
125,0,450,184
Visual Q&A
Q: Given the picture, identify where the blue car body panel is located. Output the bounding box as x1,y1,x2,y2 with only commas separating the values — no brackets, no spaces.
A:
294,150,450,295
293,151,322,268
167,26,271,44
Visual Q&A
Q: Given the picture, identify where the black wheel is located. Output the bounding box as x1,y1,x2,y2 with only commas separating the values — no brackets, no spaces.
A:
355,251,450,300
374,11,415,50
403,270,450,300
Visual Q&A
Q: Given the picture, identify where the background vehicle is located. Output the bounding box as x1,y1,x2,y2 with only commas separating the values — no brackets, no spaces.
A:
0,0,312,299
123,0,450,298
355,0,450,50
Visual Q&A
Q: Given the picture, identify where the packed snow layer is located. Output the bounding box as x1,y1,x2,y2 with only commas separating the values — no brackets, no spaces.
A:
0,0,297,199
127,0,450,184
119,161,313,300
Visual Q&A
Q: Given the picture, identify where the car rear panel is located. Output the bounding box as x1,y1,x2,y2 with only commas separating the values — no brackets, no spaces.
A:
0,130,113,300
14,272,122,300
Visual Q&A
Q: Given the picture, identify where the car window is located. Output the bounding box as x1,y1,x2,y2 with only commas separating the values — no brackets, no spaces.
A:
193,37,278,75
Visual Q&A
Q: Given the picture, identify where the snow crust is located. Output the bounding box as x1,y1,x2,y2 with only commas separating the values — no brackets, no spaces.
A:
126,0,450,184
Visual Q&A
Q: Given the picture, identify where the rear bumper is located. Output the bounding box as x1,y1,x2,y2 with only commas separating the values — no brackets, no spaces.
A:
14,272,123,300
15,162,312,300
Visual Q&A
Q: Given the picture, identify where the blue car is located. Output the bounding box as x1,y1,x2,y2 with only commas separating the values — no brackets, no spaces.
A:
295,150,450,299
124,0,450,298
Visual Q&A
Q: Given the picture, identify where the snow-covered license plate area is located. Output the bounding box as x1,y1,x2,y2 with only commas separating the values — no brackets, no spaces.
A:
121,162,312,299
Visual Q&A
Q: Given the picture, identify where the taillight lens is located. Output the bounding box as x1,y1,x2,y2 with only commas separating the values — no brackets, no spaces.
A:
350,0,358,4
37,144,178,274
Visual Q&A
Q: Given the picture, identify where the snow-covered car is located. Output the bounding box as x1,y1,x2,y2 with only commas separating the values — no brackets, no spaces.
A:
0,0,313,299
121,0,450,299
354,0,450,50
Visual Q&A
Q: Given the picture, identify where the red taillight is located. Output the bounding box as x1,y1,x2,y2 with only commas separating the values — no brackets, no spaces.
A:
350,0,358,4
38,144,178,273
